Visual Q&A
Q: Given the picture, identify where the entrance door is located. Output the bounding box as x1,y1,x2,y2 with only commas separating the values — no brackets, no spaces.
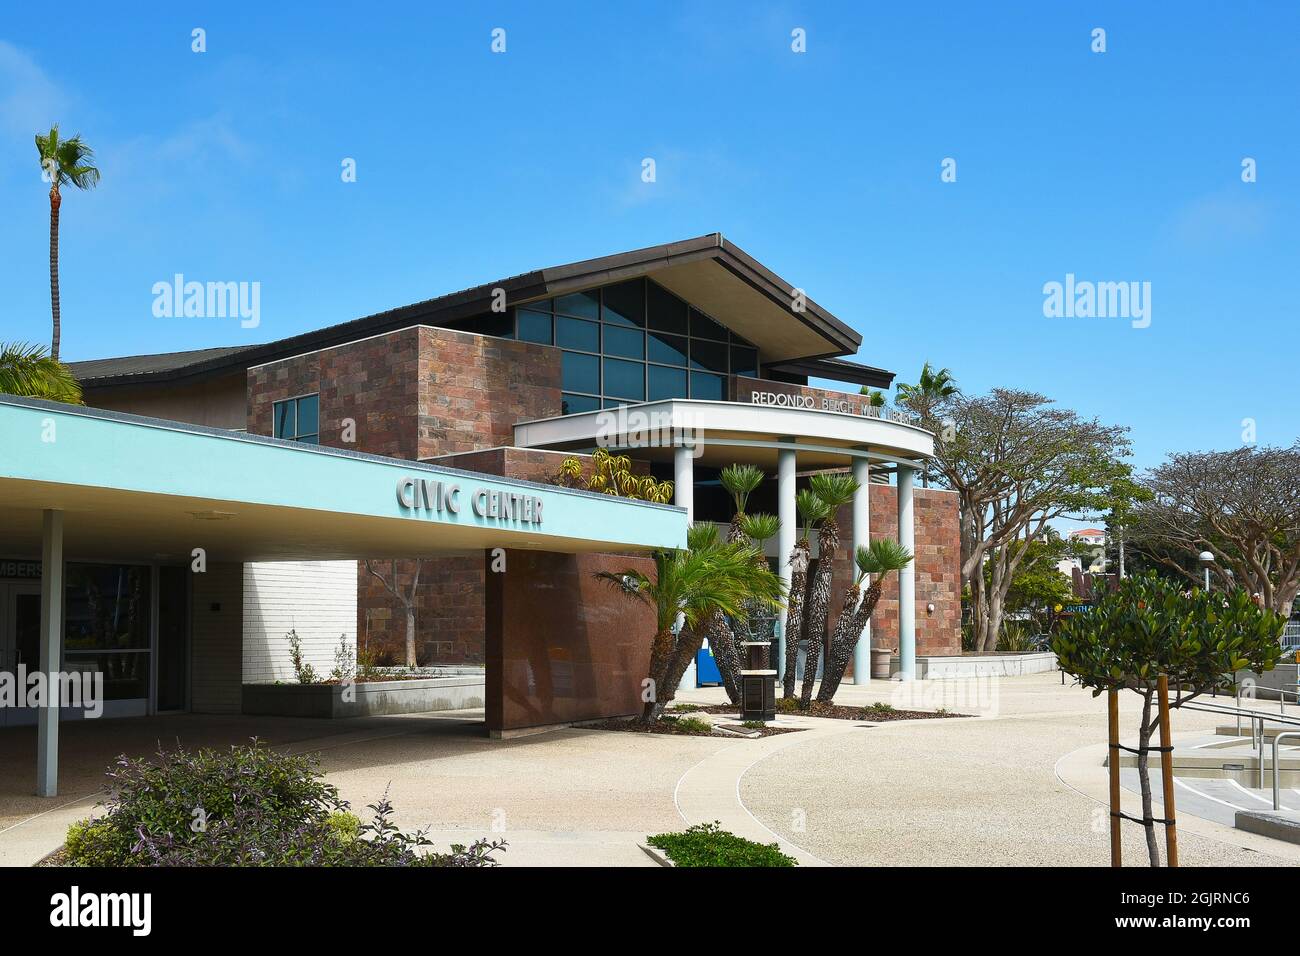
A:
1,584,42,727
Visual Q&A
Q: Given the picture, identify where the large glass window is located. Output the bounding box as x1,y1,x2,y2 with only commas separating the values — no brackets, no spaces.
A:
511,278,760,406
273,394,319,444
64,563,152,702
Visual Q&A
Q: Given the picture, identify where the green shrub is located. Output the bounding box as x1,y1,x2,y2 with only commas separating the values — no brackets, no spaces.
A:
668,716,712,734
775,696,801,714
740,720,766,729
63,817,120,866
647,822,796,867
325,810,361,844
866,701,894,713
287,629,318,684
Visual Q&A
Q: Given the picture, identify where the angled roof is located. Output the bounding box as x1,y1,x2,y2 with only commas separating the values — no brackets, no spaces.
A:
71,234,881,389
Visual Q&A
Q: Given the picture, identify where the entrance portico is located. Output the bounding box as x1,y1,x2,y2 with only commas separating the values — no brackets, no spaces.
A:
514,398,938,683
0,396,686,796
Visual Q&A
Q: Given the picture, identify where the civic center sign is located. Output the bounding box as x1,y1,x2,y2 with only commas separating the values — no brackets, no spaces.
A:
396,476,544,525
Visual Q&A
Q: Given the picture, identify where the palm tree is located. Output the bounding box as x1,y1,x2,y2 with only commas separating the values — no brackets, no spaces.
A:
35,126,101,361
816,539,914,703
707,464,767,699
599,526,783,723
895,362,958,488
800,472,860,709
782,489,831,698
0,342,83,403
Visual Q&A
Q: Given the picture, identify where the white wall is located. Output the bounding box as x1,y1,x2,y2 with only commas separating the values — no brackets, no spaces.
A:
242,561,358,683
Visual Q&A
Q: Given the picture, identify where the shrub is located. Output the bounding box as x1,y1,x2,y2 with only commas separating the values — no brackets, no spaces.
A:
287,629,318,684
866,701,895,714
668,716,713,734
741,720,766,729
647,822,796,867
329,635,355,682
63,741,504,868
775,696,801,714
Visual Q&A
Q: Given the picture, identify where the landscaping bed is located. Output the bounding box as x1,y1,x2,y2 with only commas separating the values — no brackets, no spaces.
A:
646,822,796,867
675,702,968,721
580,715,804,737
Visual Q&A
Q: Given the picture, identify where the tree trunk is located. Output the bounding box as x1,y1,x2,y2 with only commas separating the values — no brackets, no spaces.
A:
800,520,841,709
642,627,677,722
1136,691,1161,867
782,543,810,698
818,579,886,703
661,626,703,712
404,607,417,668
49,187,62,362
706,610,742,704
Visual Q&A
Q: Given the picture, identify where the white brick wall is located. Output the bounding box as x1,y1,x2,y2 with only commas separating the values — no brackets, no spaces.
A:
242,561,358,684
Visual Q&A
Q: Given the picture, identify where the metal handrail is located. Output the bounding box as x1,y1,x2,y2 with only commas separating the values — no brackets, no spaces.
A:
1271,732,1300,810
1177,695,1300,787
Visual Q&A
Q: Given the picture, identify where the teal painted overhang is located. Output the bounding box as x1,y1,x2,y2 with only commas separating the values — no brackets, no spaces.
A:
0,397,687,562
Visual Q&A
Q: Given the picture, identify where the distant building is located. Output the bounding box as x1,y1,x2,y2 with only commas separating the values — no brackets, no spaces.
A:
1056,528,1107,577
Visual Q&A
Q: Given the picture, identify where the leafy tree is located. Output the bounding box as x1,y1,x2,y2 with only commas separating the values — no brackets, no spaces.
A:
992,532,1076,633
782,489,830,698
800,472,859,709
0,342,83,403
599,526,783,723
901,386,1132,651
35,126,100,361
1128,444,1300,613
1052,573,1284,866
365,559,428,667
817,540,913,703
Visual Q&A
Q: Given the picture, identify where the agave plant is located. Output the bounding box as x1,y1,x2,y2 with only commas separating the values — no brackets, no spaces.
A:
0,342,83,403
816,539,913,703
782,489,831,698
799,472,860,709
555,449,674,503
598,525,782,723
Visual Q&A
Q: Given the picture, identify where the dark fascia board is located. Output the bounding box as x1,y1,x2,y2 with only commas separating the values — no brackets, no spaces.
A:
767,356,896,390
78,233,863,390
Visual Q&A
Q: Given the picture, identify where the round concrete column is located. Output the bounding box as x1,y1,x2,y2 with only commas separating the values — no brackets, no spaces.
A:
851,456,871,683
898,466,916,681
776,447,796,682
674,444,694,523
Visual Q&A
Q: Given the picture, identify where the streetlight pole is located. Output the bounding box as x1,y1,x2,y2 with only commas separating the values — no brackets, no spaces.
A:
1199,551,1215,591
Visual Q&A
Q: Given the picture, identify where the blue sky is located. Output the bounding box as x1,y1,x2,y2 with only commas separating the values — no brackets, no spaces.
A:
2,2,1296,491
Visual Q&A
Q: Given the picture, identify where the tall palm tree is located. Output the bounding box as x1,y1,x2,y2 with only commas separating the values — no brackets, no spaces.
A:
0,342,83,403
707,464,767,699
800,472,860,709
896,362,958,488
35,126,101,361
599,527,783,723
816,539,914,703
782,489,831,698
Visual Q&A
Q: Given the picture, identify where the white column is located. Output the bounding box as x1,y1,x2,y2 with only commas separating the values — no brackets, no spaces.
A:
776,447,796,682
37,509,64,797
852,456,871,683
897,467,916,681
673,444,694,523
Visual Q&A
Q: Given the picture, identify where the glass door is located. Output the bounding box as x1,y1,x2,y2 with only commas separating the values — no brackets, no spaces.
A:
2,584,43,727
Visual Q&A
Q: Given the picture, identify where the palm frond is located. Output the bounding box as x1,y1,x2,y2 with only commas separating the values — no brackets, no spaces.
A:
686,522,721,552
855,539,914,578
796,489,831,537
810,472,859,510
719,463,764,514
0,342,83,403
738,512,779,546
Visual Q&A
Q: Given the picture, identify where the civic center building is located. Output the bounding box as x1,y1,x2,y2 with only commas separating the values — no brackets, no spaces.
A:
0,234,959,795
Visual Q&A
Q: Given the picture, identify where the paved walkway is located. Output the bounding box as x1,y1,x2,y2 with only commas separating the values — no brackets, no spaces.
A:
5,673,1300,866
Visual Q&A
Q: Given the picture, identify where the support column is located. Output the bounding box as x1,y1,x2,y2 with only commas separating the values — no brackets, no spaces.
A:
673,444,694,523
897,467,916,681
37,509,64,797
852,457,871,683
776,447,796,683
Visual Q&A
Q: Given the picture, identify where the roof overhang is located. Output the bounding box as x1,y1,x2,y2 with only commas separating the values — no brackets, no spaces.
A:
513,399,934,472
0,397,686,563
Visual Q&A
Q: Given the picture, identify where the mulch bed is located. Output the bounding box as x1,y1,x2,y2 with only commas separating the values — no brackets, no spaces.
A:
578,717,803,738
676,703,968,722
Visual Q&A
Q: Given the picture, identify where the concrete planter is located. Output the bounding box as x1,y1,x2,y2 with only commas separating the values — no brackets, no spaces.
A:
891,651,1057,680
1235,664,1298,700
242,675,485,719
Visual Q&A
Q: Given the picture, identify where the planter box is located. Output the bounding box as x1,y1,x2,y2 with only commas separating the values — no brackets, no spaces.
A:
242,676,485,719
891,651,1058,680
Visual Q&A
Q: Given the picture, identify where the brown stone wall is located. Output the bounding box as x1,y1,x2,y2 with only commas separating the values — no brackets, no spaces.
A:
416,327,563,458
822,485,961,673
486,549,656,733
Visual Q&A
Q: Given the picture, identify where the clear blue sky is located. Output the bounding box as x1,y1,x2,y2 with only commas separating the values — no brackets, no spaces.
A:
2,2,1296,484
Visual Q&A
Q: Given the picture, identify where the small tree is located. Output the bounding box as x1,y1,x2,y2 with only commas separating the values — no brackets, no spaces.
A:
782,490,831,698
817,540,913,703
364,559,428,668
599,527,783,723
1052,573,1284,866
